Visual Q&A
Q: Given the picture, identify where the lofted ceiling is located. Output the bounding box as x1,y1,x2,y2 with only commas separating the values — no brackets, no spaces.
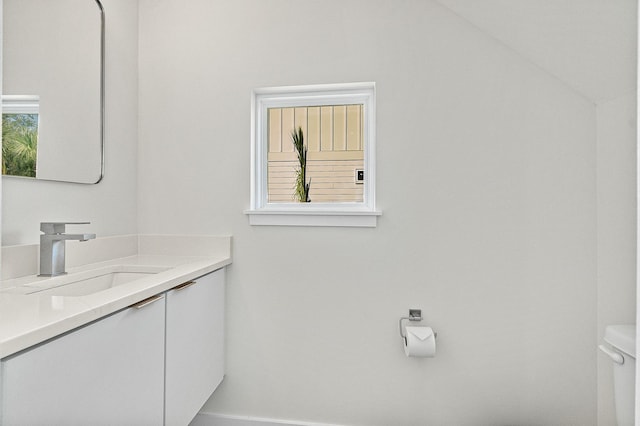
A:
435,0,637,103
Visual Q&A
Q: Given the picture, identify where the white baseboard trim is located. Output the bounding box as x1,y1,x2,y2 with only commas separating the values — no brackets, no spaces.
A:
190,412,348,426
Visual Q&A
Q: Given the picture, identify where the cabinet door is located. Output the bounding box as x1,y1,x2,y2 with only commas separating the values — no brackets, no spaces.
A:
165,269,225,426
1,295,165,426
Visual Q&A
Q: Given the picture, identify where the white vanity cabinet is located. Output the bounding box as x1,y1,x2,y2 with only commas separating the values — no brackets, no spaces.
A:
165,268,225,426
0,268,226,426
0,294,166,425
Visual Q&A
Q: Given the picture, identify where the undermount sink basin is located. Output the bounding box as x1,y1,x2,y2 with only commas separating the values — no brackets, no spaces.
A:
20,265,169,297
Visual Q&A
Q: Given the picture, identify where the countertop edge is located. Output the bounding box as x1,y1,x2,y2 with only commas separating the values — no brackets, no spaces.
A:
0,256,232,359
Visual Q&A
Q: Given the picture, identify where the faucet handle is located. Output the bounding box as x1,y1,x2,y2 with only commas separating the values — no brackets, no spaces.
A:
40,222,91,234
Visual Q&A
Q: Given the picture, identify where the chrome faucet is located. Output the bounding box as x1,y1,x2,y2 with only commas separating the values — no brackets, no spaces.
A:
39,222,96,277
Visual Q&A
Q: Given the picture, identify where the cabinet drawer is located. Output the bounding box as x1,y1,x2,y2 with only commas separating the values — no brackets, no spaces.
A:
165,268,225,426
1,296,165,426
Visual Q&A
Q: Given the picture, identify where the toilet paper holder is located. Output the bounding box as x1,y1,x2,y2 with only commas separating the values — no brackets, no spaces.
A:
399,309,437,340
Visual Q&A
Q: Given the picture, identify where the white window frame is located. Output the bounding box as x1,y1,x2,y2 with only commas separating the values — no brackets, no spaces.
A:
2,95,40,115
246,82,381,227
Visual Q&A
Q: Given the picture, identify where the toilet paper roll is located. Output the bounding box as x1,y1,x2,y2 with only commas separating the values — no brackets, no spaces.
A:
404,326,436,357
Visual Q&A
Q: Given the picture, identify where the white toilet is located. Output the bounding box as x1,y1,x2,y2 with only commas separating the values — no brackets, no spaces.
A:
599,324,636,426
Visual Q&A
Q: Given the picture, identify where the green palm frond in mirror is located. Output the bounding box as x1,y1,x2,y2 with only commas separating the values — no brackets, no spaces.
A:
2,114,38,178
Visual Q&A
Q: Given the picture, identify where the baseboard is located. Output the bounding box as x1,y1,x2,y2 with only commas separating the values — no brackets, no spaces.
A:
190,412,348,426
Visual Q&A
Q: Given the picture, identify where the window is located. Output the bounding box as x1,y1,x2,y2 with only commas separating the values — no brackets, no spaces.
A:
2,95,40,178
247,83,380,227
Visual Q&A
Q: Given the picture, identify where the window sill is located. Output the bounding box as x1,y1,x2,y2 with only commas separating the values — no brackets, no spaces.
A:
244,209,381,227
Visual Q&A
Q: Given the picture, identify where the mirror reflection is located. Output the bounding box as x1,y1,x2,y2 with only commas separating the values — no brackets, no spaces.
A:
2,0,104,184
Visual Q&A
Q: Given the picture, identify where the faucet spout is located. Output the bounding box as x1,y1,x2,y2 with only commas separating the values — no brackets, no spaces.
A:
43,233,96,242
39,222,96,277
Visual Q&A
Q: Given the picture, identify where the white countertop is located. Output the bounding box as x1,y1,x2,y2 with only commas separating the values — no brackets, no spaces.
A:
0,253,231,359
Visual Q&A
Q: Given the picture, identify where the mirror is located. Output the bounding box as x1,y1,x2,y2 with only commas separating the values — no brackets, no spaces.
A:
2,0,104,184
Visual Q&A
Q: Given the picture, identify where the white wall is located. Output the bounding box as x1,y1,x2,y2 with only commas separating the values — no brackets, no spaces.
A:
1,0,138,246
138,1,598,424
596,92,637,426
